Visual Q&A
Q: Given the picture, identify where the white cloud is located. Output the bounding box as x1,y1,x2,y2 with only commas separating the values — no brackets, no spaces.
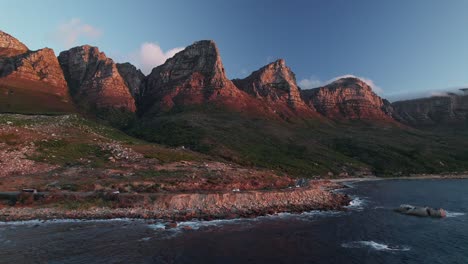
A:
239,68,249,76
54,18,102,48
386,88,464,102
299,74,384,95
298,76,322,89
429,91,451,97
127,42,184,74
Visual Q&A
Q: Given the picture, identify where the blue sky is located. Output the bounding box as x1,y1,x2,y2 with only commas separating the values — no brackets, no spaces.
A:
2,0,468,100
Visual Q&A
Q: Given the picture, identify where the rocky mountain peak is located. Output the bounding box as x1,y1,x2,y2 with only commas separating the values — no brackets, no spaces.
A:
301,76,394,120
0,30,29,56
58,45,136,113
327,77,372,91
0,31,73,113
232,59,314,114
142,40,243,113
148,39,227,85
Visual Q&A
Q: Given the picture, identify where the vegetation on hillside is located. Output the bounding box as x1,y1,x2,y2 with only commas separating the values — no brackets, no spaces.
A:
130,105,468,177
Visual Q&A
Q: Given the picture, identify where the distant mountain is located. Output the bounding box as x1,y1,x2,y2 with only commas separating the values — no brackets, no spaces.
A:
392,92,468,127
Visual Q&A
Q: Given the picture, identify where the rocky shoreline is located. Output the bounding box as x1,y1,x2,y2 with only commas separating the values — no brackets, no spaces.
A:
0,181,350,222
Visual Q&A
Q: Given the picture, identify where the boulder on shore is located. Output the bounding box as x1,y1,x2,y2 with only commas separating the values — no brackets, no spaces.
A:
395,204,446,218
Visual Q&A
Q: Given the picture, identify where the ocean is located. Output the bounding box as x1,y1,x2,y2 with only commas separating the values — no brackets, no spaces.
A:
0,179,467,263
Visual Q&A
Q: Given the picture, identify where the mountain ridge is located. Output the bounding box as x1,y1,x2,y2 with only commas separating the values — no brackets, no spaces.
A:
2,30,468,177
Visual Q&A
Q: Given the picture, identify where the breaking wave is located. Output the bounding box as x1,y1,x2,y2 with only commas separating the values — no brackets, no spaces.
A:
341,241,410,251
346,196,367,211
445,211,465,218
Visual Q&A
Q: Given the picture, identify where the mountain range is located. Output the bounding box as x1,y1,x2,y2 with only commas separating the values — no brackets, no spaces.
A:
2,30,468,177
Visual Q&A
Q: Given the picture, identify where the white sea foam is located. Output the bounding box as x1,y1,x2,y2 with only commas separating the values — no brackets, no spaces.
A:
445,211,465,218
148,210,344,235
278,210,344,219
148,218,246,233
0,218,141,226
346,196,367,211
341,241,410,251
177,219,243,230
147,223,166,230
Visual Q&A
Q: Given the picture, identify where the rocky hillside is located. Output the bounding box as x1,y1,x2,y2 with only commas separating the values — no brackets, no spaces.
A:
0,113,293,193
0,31,74,113
301,77,394,121
58,46,136,114
233,59,318,118
392,92,468,126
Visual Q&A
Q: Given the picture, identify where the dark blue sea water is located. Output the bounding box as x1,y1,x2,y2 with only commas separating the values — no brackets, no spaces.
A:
1,179,467,264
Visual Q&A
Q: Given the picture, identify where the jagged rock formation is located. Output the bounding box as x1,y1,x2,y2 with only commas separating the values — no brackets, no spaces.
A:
233,59,317,117
116,62,144,101
301,77,394,120
142,40,249,114
58,45,136,113
0,31,73,113
392,93,468,126
0,31,28,57
0,48,69,92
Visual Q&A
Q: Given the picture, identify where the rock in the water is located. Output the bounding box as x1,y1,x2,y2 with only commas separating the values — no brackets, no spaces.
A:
58,45,136,113
301,77,395,121
395,204,446,218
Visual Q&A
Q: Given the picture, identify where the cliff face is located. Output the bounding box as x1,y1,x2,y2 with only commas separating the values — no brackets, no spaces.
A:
0,31,73,113
233,59,317,117
58,45,136,113
116,62,145,102
301,77,394,120
1,48,69,93
142,40,248,114
392,93,468,126
0,31,28,57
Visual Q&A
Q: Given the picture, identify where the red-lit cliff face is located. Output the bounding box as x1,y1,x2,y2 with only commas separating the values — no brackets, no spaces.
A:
142,40,256,114
58,45,136,113
392,93,468,126
0,31,74,113
301,77,395,121
233,59,318,118
0,30,28,57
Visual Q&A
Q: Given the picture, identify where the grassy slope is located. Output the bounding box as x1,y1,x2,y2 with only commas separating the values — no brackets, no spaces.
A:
131,105,468,177
0,114,206,168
